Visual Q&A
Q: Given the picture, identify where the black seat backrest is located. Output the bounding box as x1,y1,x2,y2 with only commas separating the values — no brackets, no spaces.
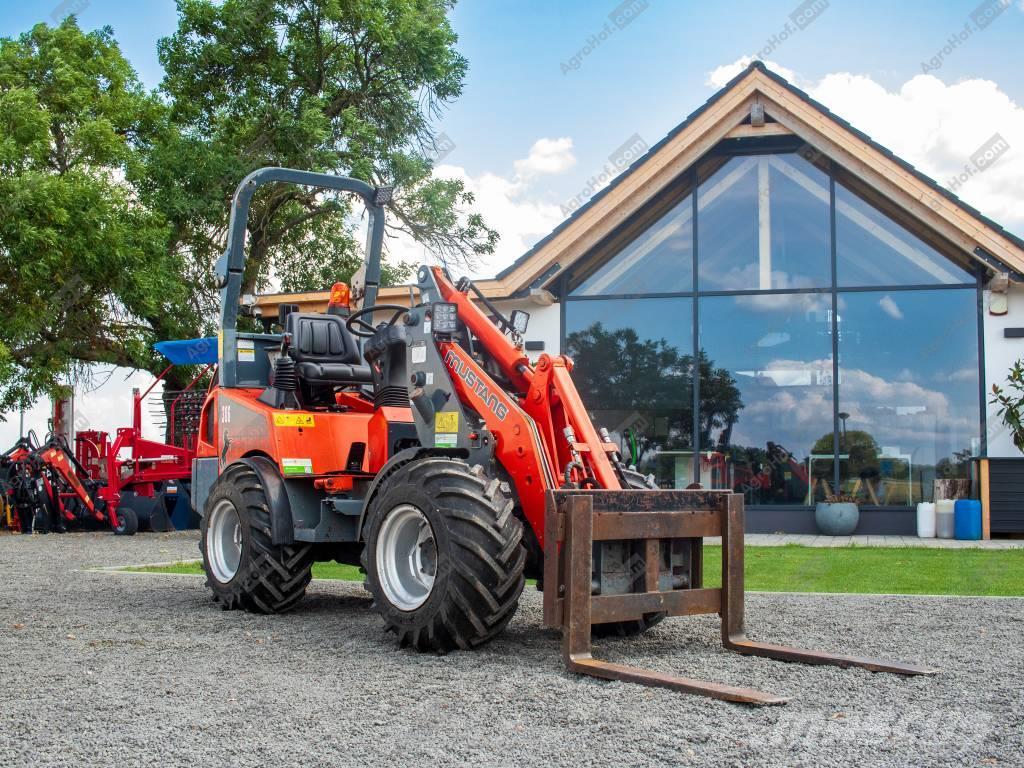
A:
286,313,361,366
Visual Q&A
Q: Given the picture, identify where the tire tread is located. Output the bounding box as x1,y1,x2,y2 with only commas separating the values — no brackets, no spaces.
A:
363,458,526,653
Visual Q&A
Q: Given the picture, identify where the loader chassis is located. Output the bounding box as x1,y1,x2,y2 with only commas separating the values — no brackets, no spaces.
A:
194,167,935,704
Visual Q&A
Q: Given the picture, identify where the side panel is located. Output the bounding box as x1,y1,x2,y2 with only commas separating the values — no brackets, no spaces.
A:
215,389,374,479
191,457,219,515
366,406,415,473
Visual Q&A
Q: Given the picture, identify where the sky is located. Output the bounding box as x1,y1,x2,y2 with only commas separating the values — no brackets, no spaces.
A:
1,0,1023,445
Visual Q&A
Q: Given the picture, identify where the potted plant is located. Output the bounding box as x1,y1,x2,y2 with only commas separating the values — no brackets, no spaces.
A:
815,493,860,536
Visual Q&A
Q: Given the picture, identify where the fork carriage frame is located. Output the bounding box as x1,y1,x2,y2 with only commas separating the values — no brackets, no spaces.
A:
543,489,936,706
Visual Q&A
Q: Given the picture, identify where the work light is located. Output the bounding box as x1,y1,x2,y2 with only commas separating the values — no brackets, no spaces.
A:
510,309,530,335
431,302,459,334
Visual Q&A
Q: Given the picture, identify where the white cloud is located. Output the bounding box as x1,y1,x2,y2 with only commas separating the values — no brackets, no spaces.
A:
386,150,566,280
437,164,564,278
949,367,978,382
512,137,577,178
878,295,904,320
734,290,830,315
706,57,797,89
708,58,1024,235
810,72,1024,232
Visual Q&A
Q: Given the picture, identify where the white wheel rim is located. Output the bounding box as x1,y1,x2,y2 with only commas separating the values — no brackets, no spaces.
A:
208,499,243,583
376,504,437,611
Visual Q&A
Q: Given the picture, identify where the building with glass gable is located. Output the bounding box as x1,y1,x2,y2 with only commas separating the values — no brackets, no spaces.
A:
258,62,1024,534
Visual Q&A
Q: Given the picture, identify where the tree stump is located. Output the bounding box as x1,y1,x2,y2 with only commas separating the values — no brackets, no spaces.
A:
934,478,969,501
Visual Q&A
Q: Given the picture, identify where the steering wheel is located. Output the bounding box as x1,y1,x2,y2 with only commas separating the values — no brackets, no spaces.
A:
345,304,409,338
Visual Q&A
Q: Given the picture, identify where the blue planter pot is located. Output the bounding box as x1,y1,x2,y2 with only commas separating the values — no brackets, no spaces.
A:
815,502,859,536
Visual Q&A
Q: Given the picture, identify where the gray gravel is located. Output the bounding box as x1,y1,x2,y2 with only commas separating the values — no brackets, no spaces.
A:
1,531,1022,768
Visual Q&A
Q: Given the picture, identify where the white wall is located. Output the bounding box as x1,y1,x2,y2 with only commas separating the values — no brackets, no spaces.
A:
984,285,1024,457
492,295,561,362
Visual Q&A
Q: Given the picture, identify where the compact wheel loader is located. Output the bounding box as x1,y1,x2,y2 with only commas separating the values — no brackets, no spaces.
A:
193,168,934,705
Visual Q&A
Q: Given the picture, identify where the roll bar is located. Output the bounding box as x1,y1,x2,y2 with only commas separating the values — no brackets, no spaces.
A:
216,167,392,387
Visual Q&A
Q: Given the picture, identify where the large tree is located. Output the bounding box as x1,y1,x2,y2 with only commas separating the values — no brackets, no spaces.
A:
0,19,186,413
145,0,497,314
1,2,496,418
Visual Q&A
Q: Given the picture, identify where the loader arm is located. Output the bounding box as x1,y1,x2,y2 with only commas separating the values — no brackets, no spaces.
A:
424,266,624,498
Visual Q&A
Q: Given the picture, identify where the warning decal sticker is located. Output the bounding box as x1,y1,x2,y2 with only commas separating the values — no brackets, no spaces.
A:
435,412,459,432
274,413,316,428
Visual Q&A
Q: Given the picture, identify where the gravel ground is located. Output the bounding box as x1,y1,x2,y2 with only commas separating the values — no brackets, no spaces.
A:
1,531,1022,768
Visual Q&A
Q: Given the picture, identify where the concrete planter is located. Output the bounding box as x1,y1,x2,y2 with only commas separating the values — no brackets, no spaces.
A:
815,502,859,536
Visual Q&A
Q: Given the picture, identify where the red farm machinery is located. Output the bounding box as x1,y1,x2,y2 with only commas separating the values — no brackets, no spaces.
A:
191,167,935,704
1,342,213,535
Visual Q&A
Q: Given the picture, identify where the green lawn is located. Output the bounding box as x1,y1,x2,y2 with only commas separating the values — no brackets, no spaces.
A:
700,545,1024,597
127,545,1024,597
129,560,363,581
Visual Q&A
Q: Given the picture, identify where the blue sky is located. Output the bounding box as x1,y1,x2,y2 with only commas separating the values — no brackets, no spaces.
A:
3,0,1022,205
2,0,1023,443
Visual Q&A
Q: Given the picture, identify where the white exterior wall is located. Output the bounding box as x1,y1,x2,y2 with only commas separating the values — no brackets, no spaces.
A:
984,285,1024,457
492,296,561,362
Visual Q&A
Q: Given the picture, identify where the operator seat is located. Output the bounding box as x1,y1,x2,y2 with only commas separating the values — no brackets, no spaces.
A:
286,312,373,385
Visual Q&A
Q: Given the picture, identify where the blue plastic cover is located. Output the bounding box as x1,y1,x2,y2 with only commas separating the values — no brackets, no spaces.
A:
153,337,218,365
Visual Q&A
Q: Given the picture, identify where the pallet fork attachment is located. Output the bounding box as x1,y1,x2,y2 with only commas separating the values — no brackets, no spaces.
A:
543,490,937,706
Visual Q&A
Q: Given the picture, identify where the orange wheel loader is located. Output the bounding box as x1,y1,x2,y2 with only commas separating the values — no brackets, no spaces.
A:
193,168,935,705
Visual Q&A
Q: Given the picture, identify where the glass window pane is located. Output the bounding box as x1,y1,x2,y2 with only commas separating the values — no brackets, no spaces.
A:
698,154,831,291
836,182,974,286
564,298,693,487
698,293,835,505
571,193,693,296
836,290,980,505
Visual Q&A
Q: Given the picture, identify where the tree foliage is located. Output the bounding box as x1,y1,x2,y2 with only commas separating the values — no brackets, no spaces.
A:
811,429,882,480
145,0,496,310
0,19,183,411
0,2,495,414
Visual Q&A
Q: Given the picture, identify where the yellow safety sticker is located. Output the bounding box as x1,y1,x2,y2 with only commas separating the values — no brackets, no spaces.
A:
435,411,459,433
274,413,316,428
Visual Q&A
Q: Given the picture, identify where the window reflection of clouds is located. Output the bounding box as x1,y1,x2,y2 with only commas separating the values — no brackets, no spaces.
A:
565,150,981,506
838,290,979,491
700,294,834,504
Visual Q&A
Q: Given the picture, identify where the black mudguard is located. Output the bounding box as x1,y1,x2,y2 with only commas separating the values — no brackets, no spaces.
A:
235,456,295,546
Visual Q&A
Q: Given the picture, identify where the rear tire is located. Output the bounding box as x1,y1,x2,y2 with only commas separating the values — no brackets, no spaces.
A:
200,464,313,614
113,507,138,536
363,458,526,652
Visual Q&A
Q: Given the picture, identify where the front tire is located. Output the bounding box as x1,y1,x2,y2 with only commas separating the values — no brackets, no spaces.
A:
363,458,526,652
200,464,313,614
